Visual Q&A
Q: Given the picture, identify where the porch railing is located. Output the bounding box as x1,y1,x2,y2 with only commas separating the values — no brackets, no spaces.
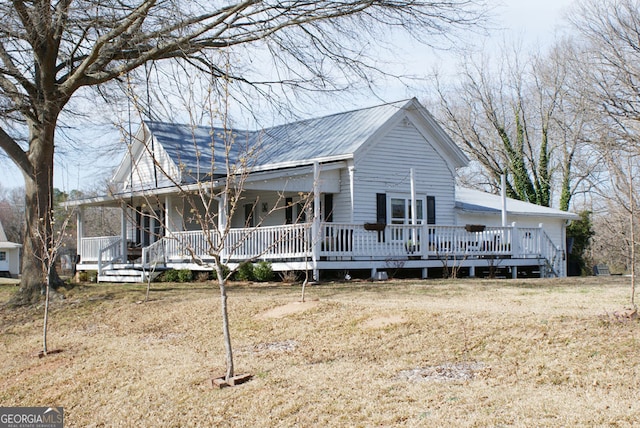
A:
320,224,521,259
97,238,123,276
142,238,166,267
80,235,120,262
159,223,312,263
80,223,560,272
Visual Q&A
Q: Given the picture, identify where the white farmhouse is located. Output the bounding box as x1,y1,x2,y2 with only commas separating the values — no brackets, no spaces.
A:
67,98,578,282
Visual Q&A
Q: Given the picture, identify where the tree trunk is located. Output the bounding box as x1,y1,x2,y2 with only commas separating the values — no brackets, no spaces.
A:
10,120,63,306
218,271,234,381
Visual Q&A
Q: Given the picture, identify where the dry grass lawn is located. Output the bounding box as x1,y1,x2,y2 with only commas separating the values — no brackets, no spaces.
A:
1,276,639,427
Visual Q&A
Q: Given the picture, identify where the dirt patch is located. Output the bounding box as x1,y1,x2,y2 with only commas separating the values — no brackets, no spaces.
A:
399,362,487,383
240,340,298,355
362,315,406,328
259,300,319,319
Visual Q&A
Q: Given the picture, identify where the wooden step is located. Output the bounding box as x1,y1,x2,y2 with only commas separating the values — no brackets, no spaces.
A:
98,269,161,283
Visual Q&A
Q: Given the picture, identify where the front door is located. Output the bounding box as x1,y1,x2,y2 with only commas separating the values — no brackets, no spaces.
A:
136,205,165,247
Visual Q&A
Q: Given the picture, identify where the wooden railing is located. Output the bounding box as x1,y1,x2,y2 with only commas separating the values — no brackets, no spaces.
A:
160,224,312,262
319,224,532,259
97,238,123,276
80,236,120,262
142,238,166,266
81,223,558,271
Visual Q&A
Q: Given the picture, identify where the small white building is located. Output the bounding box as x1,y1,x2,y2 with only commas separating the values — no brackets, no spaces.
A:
0,220,21,278
66,98,579,282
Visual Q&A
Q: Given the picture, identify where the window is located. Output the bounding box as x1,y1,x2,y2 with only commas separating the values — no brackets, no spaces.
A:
323,194,334,222
426,196,436,224
0,251,5,261
285,197,293,224
389,196,424,243
244,203,255,227
389,197,424,225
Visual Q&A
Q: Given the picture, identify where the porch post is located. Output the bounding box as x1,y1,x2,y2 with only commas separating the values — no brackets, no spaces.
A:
511,221,519,257
501,174,507,227
76,207,83,261
121,202,127,262
410,168,417,247
164,195,172,234
348,164,355,223
312,161,321,281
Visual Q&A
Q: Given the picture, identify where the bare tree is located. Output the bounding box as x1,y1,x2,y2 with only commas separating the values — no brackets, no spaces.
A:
568,0,640,301
0,0,487,304
433,40,591,211
31,196,72,356
113,72,319,384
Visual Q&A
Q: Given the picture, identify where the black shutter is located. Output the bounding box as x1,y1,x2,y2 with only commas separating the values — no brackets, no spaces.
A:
427,196,436,224
376,193,387,224
324,194,334,222
285,197,293,224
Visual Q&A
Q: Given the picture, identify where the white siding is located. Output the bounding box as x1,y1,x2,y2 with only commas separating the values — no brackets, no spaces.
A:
129,137,179,190
457,211,566,251
352,121,457,225
229,191,288,228
0,247,21,276
330,168,354,223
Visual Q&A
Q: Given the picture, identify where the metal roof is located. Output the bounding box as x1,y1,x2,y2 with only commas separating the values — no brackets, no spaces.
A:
145,99,410,181
455,187,579,219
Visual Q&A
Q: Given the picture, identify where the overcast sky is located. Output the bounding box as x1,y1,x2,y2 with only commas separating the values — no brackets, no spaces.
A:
1,0,578,192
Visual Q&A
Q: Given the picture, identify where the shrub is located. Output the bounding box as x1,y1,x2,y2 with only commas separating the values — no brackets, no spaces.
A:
253,261,274,282
163,269,180,282
279,270,299,283
195,271,211,282
177,269,193,282
236,262,255,281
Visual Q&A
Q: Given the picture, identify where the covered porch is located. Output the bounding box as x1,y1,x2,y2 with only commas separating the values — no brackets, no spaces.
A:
76,221,563,282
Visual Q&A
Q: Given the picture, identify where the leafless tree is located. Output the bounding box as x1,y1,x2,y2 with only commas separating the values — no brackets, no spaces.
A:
0,0,488,304
433,40,592,211
31,198,73,356
113,72,319,383
568,0,640,301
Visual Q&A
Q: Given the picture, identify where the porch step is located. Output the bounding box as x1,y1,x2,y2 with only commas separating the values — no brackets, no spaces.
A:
98,269,161,283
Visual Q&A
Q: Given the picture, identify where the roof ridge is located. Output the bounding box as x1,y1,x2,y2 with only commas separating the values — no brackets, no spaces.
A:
143,98,413,131
258,98,412,132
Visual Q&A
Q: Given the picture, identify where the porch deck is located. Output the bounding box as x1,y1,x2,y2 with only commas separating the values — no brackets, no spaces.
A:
77,223,563,281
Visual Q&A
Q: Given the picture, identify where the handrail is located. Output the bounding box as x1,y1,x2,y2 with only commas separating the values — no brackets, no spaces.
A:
97,238,122,276
142,238,166,267
539,229,562,277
